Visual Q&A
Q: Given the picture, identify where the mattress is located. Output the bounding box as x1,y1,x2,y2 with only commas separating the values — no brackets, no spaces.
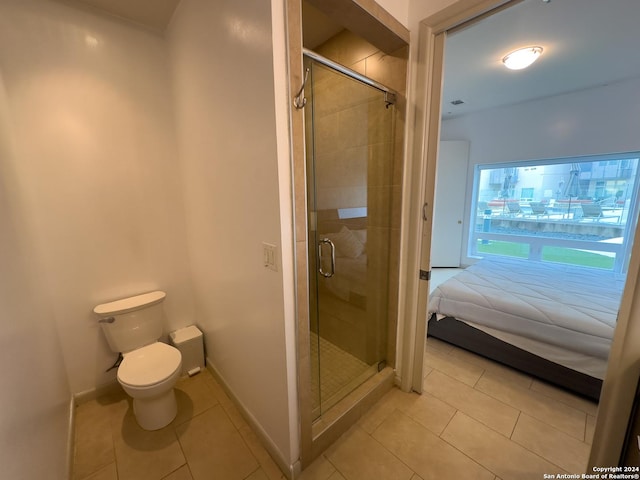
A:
428,257,626,361
459,320,609,379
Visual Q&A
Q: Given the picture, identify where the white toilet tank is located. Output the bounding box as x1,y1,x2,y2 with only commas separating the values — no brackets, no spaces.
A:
94,291,166,354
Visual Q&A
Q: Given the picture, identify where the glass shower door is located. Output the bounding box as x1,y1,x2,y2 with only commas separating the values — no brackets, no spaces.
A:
304,53,396,419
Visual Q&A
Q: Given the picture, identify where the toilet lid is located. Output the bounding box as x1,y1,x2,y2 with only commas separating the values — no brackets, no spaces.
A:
118,342,182,388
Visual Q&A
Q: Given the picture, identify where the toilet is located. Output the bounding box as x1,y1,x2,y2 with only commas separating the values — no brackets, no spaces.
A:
94,290,182,430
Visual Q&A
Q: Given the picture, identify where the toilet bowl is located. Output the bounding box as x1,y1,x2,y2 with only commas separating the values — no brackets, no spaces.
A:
94,291,183,430
117,341,182,430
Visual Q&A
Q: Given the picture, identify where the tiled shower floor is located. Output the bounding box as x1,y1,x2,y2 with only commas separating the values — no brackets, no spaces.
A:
310,332,376,415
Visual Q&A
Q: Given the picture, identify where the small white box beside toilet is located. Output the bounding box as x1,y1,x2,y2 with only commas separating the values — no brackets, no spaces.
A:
169,325,204,376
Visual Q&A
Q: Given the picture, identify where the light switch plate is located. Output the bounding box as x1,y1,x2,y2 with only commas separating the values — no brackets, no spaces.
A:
263,243,278,271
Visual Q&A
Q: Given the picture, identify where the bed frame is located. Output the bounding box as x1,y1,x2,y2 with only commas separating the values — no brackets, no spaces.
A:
427,314,603,401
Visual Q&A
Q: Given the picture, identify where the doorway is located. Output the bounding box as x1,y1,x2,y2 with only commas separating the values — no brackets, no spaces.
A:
410,0,640,468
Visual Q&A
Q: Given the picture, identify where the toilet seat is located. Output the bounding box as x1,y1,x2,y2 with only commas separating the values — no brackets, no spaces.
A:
118,342,181,388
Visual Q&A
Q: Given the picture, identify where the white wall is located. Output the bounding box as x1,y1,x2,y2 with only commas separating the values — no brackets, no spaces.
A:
377,0,410,29
0,0,196,394
0,58,71,480
440,76,640,265
167,0,297,468
408,0,458,31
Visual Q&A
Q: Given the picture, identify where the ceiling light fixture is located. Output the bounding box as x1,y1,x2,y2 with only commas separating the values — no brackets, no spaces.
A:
502,46,543,70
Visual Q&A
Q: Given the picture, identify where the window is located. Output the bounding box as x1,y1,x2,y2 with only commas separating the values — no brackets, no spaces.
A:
520,187,534,201
470,154,640,272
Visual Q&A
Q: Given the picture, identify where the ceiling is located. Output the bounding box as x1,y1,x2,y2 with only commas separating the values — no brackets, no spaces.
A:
72,0,342,41
302,1,345,49
72,0,345,46
69,0,640,121
442,0,640,119
73,0,180,31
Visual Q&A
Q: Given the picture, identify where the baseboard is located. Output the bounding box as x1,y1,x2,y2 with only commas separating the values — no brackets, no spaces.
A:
205,358,297,480
66,395,76,480
73,380,121,405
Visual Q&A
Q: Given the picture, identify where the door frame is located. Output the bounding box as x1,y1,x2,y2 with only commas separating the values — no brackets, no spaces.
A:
398,0,517,394
403,0,640,467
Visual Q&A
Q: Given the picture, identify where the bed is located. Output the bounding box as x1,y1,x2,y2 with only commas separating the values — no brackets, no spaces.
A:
427,256,626,400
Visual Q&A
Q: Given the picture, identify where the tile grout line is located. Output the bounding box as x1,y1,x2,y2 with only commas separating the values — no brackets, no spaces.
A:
451,410,574,478
436,411,500,479
508,430,576,475
322,452,348,480
359,422,421,480
424,368,520,438
472,372,589,440
377,407,499,480
458,356,590,471
241,464,263,480
528,378,599,413
509,411,522,440
170,419,189,479
307,342,592,480
429,360,589,457
76,370,284,480
109,412,119,480
438,405,458,439
472,366,487,389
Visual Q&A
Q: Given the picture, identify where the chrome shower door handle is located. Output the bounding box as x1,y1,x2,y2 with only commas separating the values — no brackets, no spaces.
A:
318,238,336,278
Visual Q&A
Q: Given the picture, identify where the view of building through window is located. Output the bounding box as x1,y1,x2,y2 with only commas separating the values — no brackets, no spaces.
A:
471,154,640,272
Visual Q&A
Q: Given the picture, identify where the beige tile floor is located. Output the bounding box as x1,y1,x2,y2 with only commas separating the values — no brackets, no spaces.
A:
74,339,597,480
72,368,286,480
299,336,597,480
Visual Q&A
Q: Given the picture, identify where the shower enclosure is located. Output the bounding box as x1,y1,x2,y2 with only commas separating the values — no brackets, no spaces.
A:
302,49,397,419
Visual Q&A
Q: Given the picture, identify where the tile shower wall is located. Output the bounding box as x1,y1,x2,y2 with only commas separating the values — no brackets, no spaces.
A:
313,30,407,367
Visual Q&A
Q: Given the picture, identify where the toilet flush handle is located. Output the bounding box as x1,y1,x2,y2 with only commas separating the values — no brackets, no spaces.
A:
98,316,115,323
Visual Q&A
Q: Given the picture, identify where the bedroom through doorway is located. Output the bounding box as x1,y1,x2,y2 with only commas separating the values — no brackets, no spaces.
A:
428,0,640,401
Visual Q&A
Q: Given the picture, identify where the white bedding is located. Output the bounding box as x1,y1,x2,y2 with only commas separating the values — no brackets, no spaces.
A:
428,257,626,364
